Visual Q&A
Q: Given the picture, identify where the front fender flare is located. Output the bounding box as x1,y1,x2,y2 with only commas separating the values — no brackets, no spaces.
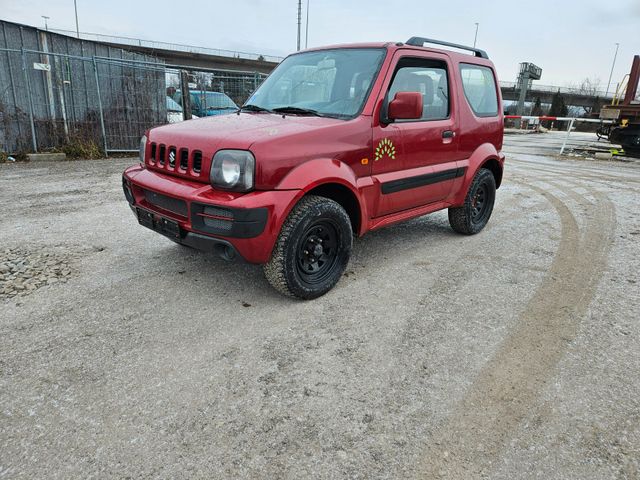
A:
275,158,369,234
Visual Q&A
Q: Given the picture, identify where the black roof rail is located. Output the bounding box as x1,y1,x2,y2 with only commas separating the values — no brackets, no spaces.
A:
405,37,489,59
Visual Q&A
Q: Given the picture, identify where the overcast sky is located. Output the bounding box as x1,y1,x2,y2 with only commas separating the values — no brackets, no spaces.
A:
2,0,639,88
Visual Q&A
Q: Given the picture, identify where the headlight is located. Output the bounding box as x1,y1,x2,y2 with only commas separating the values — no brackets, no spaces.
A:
210,150,255,192
139,134,147,163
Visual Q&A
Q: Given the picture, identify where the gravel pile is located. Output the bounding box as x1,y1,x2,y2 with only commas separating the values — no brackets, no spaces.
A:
0,247,73,300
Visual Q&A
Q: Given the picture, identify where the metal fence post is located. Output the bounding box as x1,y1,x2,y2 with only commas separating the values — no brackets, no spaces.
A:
92,57,108,156
180,70,192,120
21,48,38,152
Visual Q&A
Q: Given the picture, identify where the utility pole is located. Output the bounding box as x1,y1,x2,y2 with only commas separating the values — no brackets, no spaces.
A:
73,0,80,38
605,42,620,98
41,16,50,31
305,0,310,49
473,22,479,48
297,0,302,51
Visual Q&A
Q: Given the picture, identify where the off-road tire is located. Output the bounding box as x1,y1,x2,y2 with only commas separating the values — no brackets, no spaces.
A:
448,168,496,235
263,195,352,299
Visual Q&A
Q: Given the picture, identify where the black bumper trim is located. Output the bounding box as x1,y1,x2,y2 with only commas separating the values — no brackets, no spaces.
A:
190,203,268,238
179,232,244,262
132,206,244,262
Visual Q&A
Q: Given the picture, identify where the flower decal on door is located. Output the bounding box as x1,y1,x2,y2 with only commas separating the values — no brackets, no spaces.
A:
374,138,396,162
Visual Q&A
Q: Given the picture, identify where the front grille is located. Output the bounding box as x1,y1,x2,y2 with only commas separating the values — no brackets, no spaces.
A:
143,189,188,217
146,144,203,177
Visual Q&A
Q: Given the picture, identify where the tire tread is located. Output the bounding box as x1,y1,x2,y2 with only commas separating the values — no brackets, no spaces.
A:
263,195,352,299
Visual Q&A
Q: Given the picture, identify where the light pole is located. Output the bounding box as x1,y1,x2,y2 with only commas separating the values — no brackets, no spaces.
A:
605,42,620,98
41,15,50,31
305,0,310,49
73,0,80,38
296,0,302,51
473,22,479,48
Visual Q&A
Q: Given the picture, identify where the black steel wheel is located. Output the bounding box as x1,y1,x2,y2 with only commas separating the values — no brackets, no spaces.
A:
470,181,489,223
296,220,340,285
448,168,496,235
264,195,352,299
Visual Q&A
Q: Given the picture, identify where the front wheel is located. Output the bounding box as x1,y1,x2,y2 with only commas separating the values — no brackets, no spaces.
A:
448,168,496,235
263,195,353,299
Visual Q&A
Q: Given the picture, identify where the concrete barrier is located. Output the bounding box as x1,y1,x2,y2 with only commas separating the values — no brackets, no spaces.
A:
27,153,67,162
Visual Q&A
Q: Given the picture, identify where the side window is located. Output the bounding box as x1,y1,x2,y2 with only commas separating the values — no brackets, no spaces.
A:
459,64,498,117
388,58,449,121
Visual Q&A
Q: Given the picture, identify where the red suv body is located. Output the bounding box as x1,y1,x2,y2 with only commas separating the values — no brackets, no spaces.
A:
123,37,504,298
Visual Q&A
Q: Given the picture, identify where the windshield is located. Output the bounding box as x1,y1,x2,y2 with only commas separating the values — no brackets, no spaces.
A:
244,48,386,119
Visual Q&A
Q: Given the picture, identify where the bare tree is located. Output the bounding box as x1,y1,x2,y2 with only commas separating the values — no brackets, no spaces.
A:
575,77,602,115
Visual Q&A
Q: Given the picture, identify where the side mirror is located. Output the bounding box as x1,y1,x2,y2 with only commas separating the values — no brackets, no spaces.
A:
388,92,423,121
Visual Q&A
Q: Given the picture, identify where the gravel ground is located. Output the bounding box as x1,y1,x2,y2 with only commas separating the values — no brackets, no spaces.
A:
1,131,639,479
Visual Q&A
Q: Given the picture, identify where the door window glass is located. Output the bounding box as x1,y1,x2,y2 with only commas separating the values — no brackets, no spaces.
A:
388,58,449,121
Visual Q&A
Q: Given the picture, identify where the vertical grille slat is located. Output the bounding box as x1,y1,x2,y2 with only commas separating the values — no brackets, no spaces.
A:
193,151,202,174
150,143,157,164
179,148,189,170
158,144,166,166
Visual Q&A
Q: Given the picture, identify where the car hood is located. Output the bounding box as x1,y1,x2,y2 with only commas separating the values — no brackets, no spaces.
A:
146,112,370,188
148,112,344,151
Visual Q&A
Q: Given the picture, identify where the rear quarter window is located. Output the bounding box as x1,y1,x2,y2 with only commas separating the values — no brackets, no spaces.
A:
459,64,498,117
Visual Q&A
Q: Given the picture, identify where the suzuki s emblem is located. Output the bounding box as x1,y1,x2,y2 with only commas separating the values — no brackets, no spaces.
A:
168,150,176,167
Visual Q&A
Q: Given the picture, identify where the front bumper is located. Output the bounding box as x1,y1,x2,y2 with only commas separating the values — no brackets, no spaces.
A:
122,165,301,264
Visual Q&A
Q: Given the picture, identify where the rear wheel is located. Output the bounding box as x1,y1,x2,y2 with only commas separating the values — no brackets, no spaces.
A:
263,195,352,299
448,168,496,235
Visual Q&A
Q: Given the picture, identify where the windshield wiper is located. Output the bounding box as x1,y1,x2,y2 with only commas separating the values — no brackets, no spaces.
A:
241,104,271,113
271,106,325,117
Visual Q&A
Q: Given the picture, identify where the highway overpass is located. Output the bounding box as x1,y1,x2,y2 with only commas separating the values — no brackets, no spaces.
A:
52,29,614,110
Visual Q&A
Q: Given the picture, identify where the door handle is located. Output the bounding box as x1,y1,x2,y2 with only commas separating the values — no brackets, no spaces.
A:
442,130,455,139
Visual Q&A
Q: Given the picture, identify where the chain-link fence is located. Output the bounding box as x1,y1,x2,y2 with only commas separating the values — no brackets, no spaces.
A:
0,47,268,155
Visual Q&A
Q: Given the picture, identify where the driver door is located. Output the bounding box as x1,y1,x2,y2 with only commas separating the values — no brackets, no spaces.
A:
372,51,459,217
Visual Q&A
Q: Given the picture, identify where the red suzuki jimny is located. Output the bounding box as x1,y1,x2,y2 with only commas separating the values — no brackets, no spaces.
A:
123,37,504,299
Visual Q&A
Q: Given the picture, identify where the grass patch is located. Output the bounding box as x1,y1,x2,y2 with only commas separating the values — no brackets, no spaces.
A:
58,135,104,159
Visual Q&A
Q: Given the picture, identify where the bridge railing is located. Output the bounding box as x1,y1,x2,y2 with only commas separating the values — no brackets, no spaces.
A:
49,28,285,64
499,81,612,98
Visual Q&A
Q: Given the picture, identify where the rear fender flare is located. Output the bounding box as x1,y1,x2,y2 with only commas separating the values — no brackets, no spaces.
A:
454,143,503,204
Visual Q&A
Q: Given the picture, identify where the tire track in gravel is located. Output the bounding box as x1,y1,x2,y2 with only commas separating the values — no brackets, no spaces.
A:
507,158,640,188
512,169,640,195
417,177,616,479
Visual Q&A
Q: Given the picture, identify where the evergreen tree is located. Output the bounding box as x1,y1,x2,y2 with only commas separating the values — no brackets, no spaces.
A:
548,91,568,130
531,97,544,116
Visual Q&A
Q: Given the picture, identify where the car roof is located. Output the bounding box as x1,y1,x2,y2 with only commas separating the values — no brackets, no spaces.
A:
295,42,494,66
